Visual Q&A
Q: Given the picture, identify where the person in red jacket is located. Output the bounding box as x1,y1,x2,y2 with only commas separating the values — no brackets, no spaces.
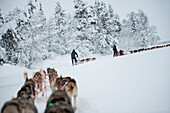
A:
119,50,124,55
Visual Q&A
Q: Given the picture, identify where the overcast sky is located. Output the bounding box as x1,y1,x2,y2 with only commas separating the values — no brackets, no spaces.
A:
0,0,170,42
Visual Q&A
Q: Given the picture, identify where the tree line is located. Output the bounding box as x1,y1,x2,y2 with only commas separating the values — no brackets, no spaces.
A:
0,0,160,68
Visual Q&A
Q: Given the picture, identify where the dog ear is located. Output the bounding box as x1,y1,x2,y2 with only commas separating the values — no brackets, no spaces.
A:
47,68,49,73
40,68,43,75
24,71,28,81
60,75,62,78
43,70,46,75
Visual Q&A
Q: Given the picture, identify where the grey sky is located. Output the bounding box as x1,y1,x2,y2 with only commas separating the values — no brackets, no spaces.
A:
0,0,170,41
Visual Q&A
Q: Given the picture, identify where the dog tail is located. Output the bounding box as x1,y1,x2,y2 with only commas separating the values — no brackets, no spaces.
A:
24,71,28,80
69,81,75,90
40,68,44,79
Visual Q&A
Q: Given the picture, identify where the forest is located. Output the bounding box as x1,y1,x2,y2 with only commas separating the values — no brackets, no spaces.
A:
0,0,160,68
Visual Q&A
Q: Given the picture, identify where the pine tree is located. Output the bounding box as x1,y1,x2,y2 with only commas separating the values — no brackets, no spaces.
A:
106,5,121,46
72,0,96,56
0,9,4,38
119,11,141,51
27,0,38,18
47,2,68,54
0,7,27,65
136,9,150,47
0,29,19,64
94,1,116,54
74,0,89,31
128,12,137,34
54,2,67,42
147,25,160,45
119,9,160,51
17,1,48,68
0,9,4,28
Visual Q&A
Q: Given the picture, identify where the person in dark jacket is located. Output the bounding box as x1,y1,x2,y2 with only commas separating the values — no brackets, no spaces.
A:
0,59,5,65
113,45,118,57
71,49,78,66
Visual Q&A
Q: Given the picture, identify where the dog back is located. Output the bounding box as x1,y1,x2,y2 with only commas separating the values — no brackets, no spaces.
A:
45,90,74,113
1,97,37,113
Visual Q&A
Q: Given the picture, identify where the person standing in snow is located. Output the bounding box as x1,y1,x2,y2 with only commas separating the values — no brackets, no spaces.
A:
113,45,118,57
71,49,78,66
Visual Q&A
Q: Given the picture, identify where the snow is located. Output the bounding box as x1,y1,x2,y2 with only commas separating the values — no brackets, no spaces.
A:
0,20,17,35
0,47,170,113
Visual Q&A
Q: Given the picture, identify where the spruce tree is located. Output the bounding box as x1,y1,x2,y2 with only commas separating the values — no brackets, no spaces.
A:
0,29,19,64
0,9,4,28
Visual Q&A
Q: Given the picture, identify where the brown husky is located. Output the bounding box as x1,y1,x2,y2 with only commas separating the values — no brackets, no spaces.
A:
47,68,58,92
55,76,78,111
33,69,44,97
1,72,37,113
1,97,38,113
45,90,74,113
17,72,36,103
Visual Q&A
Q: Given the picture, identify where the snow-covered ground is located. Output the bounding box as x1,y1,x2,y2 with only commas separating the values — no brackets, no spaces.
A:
0,47,170,113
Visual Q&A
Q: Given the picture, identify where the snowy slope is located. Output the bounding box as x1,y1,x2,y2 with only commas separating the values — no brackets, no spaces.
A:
0,47,170,113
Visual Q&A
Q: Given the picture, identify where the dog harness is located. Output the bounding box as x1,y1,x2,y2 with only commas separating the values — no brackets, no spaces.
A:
48,102,67,107
60,78,71,90
49,75,56,82
50,74,55,78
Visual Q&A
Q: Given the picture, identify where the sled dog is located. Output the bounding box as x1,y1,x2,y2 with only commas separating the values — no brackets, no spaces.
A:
33,69,44,97
1,72,37,113
55,76,78,111
17,72,36,103
45,90,74,113
47,68,58,92
1,97,38,113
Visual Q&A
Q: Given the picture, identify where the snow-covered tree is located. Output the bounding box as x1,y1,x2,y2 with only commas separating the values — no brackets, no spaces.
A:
44,2,68,55
0,9,5,37
0,0,160,68
105,5,121,46
26,0,38,18
17,1,48,68
54,2,68,54
0,46,5,59
119,9,160,51
147,25,160,45
0,9,4,28
0,29,19,64
72,0,96,56
93,1,121,54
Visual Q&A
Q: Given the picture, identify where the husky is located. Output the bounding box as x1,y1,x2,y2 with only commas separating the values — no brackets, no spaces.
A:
18,72,36,103
33,69,44,97
47,68,58,92
85,58,91,62
91,57,96,61
77,59,85,64
45,90,74,113
17,74,36,103
1,72,37,113
1,97,38,113
55,76,78,111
